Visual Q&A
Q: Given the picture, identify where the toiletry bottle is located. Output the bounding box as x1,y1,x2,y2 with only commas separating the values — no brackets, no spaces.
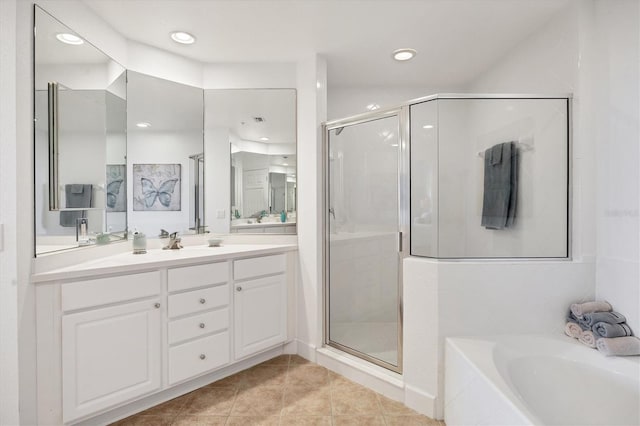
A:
133,230,147,254
280,210,287,223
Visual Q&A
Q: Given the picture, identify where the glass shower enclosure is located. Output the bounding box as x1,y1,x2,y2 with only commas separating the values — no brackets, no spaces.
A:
323,94,570,373
324,109,408,372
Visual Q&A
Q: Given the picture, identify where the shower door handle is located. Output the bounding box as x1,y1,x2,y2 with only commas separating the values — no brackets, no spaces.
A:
398,231,403,252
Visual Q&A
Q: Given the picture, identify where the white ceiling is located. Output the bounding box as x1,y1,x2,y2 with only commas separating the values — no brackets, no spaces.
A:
83,0,571,88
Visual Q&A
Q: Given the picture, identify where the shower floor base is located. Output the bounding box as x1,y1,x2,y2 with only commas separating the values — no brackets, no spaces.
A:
329,321,398,366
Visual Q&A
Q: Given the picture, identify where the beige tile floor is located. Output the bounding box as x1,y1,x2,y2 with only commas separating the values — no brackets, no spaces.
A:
112,355,445,426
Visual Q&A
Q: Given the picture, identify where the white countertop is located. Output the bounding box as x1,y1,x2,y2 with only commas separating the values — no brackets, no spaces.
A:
32,243,297,283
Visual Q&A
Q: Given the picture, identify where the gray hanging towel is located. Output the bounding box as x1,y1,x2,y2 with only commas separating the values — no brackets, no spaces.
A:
506,141,519,227
60,184,93,227
481,142,517,230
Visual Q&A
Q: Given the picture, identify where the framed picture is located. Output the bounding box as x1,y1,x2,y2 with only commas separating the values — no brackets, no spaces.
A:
106,164,126,212
132,163,181,211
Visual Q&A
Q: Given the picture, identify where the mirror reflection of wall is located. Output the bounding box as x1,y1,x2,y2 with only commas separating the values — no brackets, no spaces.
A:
204,89,297,234
34,6,127,256
126,71,204,237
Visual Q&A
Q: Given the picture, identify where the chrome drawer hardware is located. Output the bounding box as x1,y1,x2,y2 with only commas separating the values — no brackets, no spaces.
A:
236,286,242,291
199,354,206,360
199,298,206,304
154,303,161,308
199,323,205,328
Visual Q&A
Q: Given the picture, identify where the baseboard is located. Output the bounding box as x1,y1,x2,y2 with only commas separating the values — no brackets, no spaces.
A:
294,339,317,362
283,339,297,354
405,384,440,419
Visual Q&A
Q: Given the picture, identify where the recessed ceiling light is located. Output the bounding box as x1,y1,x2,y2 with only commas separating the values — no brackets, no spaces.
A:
366,103,380,111
392,48,417,61
423,124,434,129
390,144,399,147
259,137,269,141
170,31,196,45
136,122,151,128
282,163,289,166
56,33,84,45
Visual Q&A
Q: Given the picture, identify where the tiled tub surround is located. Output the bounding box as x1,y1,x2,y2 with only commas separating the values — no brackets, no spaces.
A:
112,355,442,426
33,243,297,425
445,334,640,426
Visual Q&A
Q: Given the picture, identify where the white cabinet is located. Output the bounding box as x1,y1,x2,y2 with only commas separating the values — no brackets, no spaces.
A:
167,262,231,385
35,249,294,425
233,255,287,359
62,298,162,423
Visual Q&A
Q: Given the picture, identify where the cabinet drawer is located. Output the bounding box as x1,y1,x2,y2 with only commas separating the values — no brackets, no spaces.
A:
233,254,286,280
62,271,161,312
168,308,229,345
168,285,228,318
168,332,229,385
168,262,228,293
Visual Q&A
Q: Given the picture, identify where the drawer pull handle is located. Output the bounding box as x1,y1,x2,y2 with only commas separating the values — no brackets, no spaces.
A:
154,303,161,309
236,286,242,292
199,354,206,360
199,323,205,329
199,298,206,304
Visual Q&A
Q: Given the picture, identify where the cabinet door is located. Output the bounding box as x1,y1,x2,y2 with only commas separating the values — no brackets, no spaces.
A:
62,299,162,422
234,274,286,359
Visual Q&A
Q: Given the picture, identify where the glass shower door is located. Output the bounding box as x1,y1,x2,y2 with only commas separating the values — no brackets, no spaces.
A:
326,114,402,371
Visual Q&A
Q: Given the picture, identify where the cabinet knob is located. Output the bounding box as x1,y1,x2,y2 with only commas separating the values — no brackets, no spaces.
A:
154,303,161,308
199,354,206,360
199,298,206,304
236,286,242,292
199,323,205,329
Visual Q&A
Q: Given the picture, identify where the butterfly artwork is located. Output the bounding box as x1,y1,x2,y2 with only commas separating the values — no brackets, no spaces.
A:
107,179,124,208
133,164,181,211
141,178,178,208
105,164,126,212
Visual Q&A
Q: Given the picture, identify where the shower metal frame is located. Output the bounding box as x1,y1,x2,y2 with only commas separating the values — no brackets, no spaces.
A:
322,93,573,373
322,106,410,374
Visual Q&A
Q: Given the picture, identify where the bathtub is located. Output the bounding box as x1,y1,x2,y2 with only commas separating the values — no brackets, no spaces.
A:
445,334,640,426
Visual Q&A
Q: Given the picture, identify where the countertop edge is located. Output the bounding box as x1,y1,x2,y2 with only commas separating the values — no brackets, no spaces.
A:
32,244,298,284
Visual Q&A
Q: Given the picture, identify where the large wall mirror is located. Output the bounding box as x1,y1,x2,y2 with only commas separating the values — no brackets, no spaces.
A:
126,71,204,238
204,89,297,234
34,7,298,257
34,6,127,255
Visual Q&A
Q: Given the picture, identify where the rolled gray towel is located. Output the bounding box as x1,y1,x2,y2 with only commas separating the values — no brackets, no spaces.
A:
564,322,582,339
580,311,626,328
596,336,640,356
570,301,612,318
579,330,597,348
593,322,632,338
567,312,590,331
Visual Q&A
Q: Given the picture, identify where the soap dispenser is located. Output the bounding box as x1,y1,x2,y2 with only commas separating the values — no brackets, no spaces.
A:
132,229,147,254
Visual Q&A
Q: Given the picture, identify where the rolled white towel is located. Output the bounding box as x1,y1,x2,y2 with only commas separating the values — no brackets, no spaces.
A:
570,301,612,319
578,330,597,348
564,322,582,339
596,336,640,356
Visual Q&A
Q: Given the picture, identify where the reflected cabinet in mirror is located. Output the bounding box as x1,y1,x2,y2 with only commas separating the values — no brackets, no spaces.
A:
204,89,297,234
126,72,204,237
34,6,127,255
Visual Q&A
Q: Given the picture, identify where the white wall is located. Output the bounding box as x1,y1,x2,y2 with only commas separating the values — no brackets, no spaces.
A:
204,126,231,234
295,54,327,359
592,0,640,334
0,0,20,423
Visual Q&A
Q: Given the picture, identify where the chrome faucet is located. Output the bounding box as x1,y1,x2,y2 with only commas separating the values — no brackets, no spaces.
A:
163,232,183,250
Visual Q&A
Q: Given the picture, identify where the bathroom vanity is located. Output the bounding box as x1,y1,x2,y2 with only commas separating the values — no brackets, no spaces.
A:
32,244,296,425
